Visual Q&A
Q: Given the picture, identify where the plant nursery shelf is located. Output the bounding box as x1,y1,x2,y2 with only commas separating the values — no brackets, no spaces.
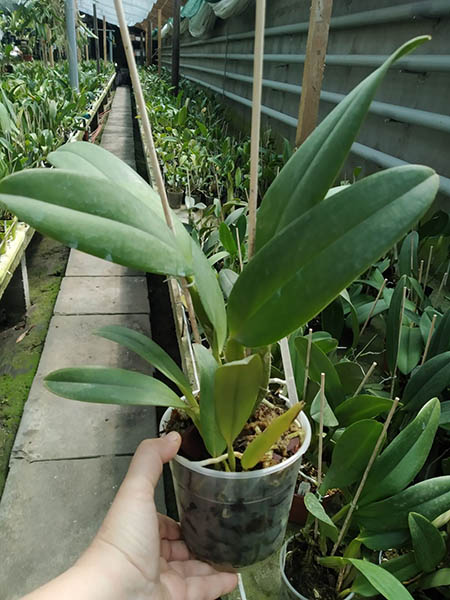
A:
0,221,34,302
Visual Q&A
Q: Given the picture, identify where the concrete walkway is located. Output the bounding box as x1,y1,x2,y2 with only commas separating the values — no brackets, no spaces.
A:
0,87,163,599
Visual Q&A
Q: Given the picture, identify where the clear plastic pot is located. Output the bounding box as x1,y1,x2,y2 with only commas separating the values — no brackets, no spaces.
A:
160,408,311,568
280,537,355,600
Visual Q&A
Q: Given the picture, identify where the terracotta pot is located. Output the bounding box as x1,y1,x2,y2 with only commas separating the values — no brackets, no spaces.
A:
160,407,311,568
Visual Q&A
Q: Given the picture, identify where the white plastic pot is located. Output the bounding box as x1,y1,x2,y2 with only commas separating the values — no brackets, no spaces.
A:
160,407,311,568
280,537,355,600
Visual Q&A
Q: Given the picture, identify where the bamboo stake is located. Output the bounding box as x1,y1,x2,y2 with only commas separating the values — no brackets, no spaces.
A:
410,233,415,276
236,228,243,272
418,259,424,285
354,361,377,396
421,314,437,365
303,328,313,401
314,372,326,537
158,9,162,75
423,245,434,291
114,0,201,346
247,0,266,261
46,26,54,67
438,270,449,296
360,278,387,337
331,397,400,556
85,43,89,61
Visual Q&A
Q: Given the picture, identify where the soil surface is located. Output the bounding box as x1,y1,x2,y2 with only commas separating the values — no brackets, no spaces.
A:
164,394,304,470
0,234,69,496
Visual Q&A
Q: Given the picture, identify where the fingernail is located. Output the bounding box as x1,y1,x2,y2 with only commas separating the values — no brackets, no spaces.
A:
167,431,180,443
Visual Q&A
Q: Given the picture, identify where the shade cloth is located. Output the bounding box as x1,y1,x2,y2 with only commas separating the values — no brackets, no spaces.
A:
78,0,157,26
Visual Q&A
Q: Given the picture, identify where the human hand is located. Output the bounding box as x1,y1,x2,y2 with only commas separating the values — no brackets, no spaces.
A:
24,432,237,600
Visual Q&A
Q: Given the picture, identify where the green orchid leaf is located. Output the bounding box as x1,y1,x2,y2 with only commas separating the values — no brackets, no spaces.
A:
241,402,302,470
0,170,192,277
398,231,419,278
358,530,410,552
310,390,338,427
360,398,440,505
408,512,446,573
95,325,193,402
49,141,158,210
355,476,450,534
413,568,450,591
335,361,364,395
340,289,360,347
419,307,442,346
255,37,431,251
215,354,264,457
219,221,237,255
402,352,450,413
208,251,229,266
219,268,238,299
44,366,187,408
304,492,338,534
193,343,226,458
386,275,408,373
348,559,414,600
294,337,345,407
228,166,438,348
309,331,338,355
334,395,395,427
439,401,450,431
320,420,384,494
397,325,423,375
428,309,450,359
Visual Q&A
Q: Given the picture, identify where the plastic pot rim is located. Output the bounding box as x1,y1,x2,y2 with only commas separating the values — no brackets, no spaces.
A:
160,402,312,480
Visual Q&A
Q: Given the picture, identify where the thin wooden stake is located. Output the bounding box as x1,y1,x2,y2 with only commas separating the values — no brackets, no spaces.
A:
423,245,434,291
280,337,299,406
438,270,449,296
46,25,54,67
331,397,400,556
360,278,387,337
421,314,437,365
85,43,89,61
236,228,243,272
247,0,266,261
302,328,313,401
354,361,377,396
314,372,326,537
295,0,333,146
418,259,424,285
410,233,414,276
114,0,201,346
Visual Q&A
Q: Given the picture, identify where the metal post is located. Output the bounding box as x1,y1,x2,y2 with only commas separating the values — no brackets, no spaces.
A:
158,9,162,75
140,31,145,66
149,20,153,65
93,3,101,73
103,15,107,63
65,0,79,90
172,0,180,94
109,30,113,62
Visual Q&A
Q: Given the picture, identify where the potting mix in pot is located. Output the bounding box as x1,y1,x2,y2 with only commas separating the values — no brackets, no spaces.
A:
0,35,443,579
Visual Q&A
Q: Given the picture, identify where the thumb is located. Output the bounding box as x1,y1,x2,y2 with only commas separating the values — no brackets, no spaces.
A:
126,432,182,491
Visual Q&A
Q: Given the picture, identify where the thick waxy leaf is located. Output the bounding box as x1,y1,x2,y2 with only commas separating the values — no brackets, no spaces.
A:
320,420,383,493
309,331,338,355
335,395,394,427
49,142,158,210
419,307,442,346
402,352,450,412
255,37,430,251
241,402,302,470
44,366,187,408
358,530,410,552
219,268,238,299
95,325,193,402
348,559,414,600
355,476,450,533
219,221,237,255
439,401,450,431
193,344,225,458
0,170,192,277
335,361,363,395
360,398,440,505
294,337,345,407
340,289,360,347
304,492,338,533
310,390,338,427
428,309,450,359
397,325,423,374
408,512,446,573
386,275,408,373
414,568,450,591
228,167,438,347
215,354,263,448
398,231,419,278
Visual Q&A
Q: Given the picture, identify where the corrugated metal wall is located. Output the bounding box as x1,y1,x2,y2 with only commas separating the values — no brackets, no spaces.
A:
161,0,450,212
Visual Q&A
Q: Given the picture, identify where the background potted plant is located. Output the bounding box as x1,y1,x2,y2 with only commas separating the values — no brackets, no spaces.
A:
0,37,440,568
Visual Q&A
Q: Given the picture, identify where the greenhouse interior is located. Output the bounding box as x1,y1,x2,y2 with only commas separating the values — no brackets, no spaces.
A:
0,0,449,598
